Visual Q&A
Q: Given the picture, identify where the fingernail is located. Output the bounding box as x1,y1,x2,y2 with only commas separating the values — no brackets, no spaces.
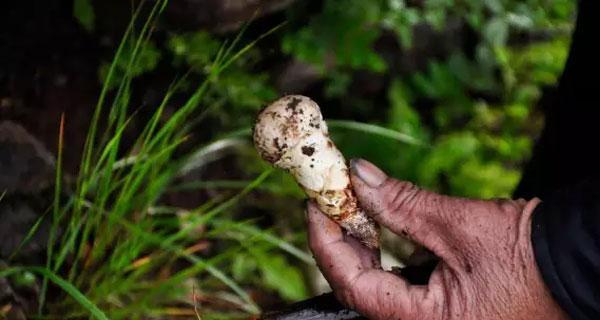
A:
350,158,387,188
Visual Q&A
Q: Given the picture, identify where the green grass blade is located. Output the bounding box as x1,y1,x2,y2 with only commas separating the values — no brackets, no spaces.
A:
328,120,426,146
113,218,260,314
8,209,49,261
213,220,313,264
0,266,109,320
77,1,141,190
169,179,278,192
219,22,286,72
31,266,109,320
219,120,425,146
40,113,65,313
162,169,273,247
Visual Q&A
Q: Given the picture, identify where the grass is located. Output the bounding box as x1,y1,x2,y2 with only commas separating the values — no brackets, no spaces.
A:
1,1,308,319
0,266,109,320
0,1,426,319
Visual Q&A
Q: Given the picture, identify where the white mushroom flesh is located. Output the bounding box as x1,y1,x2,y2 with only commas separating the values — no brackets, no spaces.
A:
253,95,380,248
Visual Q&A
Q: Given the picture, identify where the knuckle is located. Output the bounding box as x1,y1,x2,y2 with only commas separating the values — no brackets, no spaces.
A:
382,179,422,217
337,268,369,308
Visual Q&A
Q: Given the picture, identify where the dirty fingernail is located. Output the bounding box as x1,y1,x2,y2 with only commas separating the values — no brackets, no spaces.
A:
350,158,387,188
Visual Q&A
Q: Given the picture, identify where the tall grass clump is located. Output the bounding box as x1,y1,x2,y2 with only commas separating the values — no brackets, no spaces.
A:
1,1,311,319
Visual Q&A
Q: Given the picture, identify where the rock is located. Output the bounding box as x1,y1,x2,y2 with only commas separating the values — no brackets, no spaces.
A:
0,121,55,194
0,121,53,263
0,199,51,263
261,292,365,320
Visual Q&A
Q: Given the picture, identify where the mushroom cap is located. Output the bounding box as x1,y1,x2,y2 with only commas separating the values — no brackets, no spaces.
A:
253,95,327,164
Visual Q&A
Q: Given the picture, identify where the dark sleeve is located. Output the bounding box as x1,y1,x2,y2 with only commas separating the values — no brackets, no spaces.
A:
514,0,600,200
517,2,600,317
531,179,600,320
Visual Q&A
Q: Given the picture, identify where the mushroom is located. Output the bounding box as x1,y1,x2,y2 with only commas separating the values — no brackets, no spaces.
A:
253,95,380,249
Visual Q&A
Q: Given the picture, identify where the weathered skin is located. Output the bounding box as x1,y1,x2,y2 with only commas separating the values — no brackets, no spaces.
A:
307,159,568,320
253,95,380,248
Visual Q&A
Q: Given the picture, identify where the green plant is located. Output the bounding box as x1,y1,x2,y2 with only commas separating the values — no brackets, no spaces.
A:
2,0,576,317
3,1,311,319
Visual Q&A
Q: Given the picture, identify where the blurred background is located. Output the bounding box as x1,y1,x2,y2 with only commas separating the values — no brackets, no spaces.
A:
0,0,575,319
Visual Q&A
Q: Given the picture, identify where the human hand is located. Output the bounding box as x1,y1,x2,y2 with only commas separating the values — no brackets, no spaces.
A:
307,159,567,320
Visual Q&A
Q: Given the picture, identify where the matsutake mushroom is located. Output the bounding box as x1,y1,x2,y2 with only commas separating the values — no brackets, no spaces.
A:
253,95,380,249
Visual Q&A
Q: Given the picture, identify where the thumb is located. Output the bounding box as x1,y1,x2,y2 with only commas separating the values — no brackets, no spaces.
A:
349,159,466,263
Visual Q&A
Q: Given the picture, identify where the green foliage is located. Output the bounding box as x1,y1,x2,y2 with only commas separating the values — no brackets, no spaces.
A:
333,30,570,199
1,267,108,320
165,30,278,126
168,31,221,70
283,0,387,72
232,247,308,301
98,40,161,88
19,0,574,317
383,0,425,48
81,0,573,201
500,37,571,90
73,0,95,32
4,2,310,319
256,253,307,301
283,0,575,111
211,69,277,114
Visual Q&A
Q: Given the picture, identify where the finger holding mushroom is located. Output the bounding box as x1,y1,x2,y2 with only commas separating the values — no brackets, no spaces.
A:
253,95,380,249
